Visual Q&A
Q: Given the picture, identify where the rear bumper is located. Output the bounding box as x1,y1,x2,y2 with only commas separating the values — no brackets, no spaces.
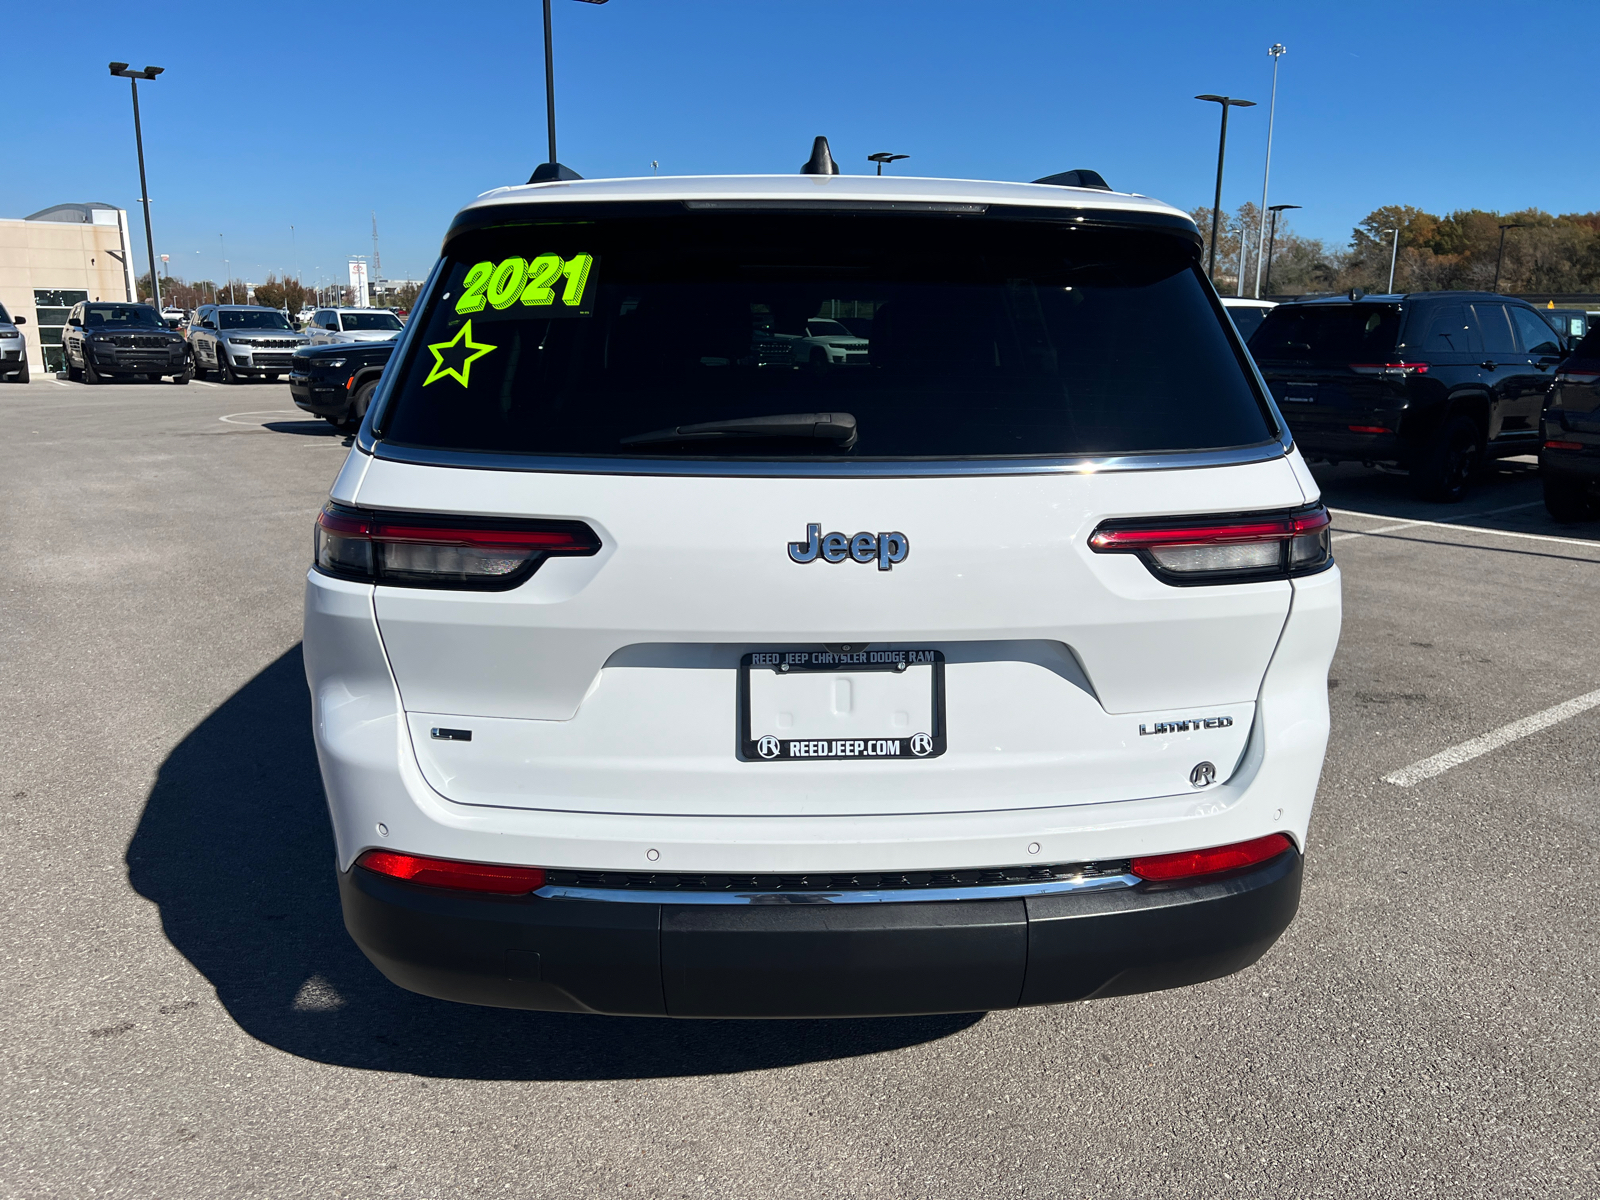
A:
1540,446,1600,486
339,848,1302,1017
1288,425,1405,463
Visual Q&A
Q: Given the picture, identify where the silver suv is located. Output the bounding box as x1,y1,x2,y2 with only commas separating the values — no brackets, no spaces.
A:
188,305,308,382
305,307,405,345
0,300,27,383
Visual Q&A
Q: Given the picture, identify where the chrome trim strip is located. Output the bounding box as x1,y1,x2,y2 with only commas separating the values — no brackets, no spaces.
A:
368,435,1292,478
533,873,1139,905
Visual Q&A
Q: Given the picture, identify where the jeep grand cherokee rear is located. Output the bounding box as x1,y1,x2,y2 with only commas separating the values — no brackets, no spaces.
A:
304,172,1340,1018
1250,292,1560,501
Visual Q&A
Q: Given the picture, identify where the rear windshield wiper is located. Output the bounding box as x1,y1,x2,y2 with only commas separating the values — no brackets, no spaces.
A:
620,412,858,451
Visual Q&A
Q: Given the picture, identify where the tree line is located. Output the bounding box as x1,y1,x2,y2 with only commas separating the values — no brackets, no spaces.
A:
135,273,422,313
1194,203,1600,297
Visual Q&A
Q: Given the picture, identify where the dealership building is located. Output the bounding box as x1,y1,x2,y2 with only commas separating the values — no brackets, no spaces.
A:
0,202,140,374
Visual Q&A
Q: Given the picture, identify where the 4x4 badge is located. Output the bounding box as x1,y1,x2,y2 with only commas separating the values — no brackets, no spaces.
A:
788,523,909,571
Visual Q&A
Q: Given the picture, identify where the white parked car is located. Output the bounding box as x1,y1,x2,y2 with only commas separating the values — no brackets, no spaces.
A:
1221,296,1277,342
305,307,404,345
786,316,870,368
304,162,1340,1018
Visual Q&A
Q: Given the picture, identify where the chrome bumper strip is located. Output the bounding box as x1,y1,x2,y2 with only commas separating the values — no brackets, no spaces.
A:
534,873,1140,905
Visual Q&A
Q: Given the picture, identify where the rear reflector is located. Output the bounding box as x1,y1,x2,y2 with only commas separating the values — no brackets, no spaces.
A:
1350,362,1429,376
1544,439,1583,451
1348,425,1391,434
355,850,546,894
1089,505,1332,585
1131,834,1293,882
314,504,600,590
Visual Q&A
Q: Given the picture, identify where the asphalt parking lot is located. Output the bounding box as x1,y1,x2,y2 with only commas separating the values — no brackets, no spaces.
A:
2,378,1597,1199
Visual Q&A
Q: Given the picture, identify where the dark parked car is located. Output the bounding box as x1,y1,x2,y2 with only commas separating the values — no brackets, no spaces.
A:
1539,326,1600,521
59,301,189,385
288,340,393,430
1249,292,1566,501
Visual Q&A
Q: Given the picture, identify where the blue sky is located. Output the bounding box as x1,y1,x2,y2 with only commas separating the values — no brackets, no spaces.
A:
6,1,1593,291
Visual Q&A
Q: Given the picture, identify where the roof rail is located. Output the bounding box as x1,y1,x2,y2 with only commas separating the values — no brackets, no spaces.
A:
1032,169,1111,191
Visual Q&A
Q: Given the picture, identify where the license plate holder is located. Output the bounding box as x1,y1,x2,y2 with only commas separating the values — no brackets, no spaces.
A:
738,648,946,762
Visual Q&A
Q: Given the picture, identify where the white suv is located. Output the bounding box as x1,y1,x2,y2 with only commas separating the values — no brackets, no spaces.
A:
304,171,1340,1018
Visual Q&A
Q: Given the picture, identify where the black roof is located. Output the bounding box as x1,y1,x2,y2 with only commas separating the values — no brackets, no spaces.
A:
1278,290,1539,307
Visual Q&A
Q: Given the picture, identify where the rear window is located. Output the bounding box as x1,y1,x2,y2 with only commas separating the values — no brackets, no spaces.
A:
379,212,1274,460
1250,304,1401,363
342,311,403,332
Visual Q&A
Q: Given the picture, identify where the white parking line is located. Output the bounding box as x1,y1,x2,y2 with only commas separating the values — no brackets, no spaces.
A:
1384,687,1600,787
219,410,300,425
1329,504,1600,551
1329,502,1543,543
192,379,220,388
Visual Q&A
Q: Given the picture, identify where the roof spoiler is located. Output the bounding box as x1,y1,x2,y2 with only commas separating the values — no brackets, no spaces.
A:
800,136,841,176
1032,169,1111,191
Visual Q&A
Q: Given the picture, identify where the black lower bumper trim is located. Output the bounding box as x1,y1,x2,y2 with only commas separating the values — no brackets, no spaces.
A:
338,849,1303,1018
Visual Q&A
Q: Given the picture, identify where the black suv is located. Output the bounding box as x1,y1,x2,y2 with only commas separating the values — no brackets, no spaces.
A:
288,340,394,430
59,301,190,385
1249,292,1567,500
1539,326,1600,521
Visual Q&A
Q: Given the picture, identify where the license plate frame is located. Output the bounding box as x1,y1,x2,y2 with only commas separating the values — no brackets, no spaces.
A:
737,648,946,762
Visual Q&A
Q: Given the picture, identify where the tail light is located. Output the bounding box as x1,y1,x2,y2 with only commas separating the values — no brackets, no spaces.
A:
1131,833,1293,882
1555,370,1600,385
356,849,546,894
314,503,600,590
1088,504,1331,585
1544,439,1583,451
1350,362,1429,377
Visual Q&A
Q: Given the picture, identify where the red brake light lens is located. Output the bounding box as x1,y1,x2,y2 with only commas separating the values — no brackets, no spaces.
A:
1349,362,1429,376
1130,833,1293,882
314,504,600,589
1089,505,1331,584
355,850,546,894
1555,371,1600,385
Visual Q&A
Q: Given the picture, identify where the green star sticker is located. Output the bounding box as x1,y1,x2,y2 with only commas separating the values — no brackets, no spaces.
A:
423,319,497,388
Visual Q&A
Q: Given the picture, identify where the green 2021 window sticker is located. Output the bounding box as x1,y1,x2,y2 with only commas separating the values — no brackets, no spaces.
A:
454,254,595,317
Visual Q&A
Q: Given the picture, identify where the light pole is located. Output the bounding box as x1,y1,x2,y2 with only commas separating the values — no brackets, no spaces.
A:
533,0,610,183
1195,95,1256,285
1493,223,1526,293
1236,218,1251,296
868,152,909,176
1383,228,1400,294
1252,44,1287,297
1263,203,1299,296
109,63,165,312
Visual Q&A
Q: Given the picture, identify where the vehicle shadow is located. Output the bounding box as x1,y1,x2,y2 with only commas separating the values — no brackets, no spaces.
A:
125,646,980,1080
261,419,341,437
1311,459,1600,542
